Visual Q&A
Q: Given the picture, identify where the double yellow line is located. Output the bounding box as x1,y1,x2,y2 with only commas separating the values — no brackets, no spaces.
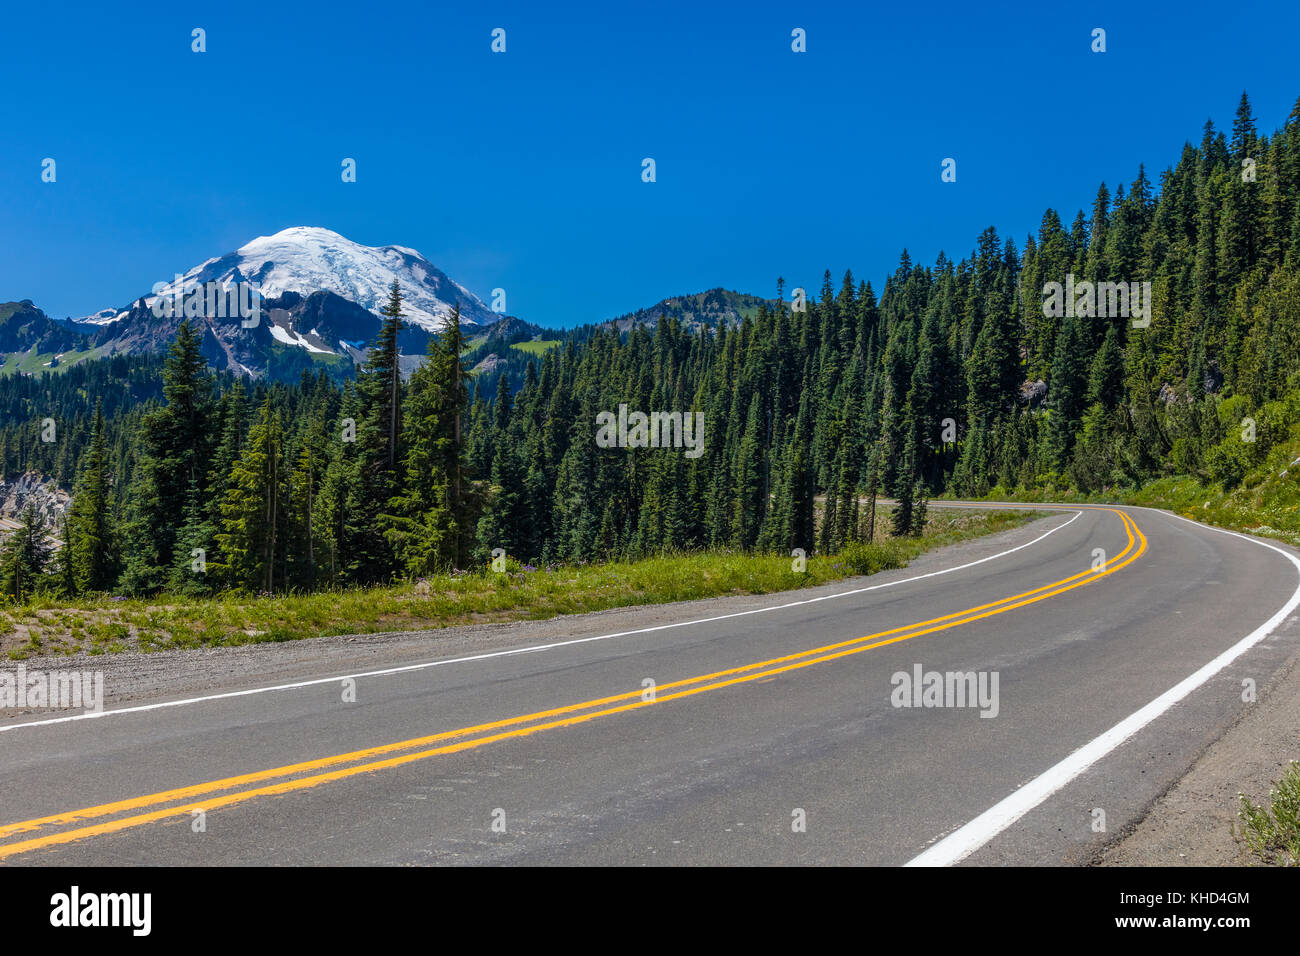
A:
0,507,1146,861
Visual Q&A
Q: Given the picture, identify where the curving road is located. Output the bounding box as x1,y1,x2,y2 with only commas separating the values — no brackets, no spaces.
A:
2,503,1298,865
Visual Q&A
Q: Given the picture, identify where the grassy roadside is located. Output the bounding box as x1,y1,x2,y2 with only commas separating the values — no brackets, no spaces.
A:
944,471,1300,550
1126,475,1300,548
0,507,1039,658
945,406,1300,547
1238,761,1300,866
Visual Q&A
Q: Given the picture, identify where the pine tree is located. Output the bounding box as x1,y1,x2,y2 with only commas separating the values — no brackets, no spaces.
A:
66,399,119,592
119,320,214,593
0,504,53,601
215,398,286,592
863,441,882,543
288,407,331,589
1085,323,1124,407
428,305,476,566
384,305,477,574
377,280,405,472
891,405,920,536
910,479,928,537
1045,311,1088,470
350,281,406,581
732,395,765,549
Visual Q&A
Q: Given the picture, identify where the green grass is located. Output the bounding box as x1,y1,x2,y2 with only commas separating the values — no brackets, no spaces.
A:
306,350,350,367
1239,761,1300,866
941,409,1300,549
0,507,1038,657
0,347,104,376
1128,397,1300,545
509,339,561,356
1127,475,1300,548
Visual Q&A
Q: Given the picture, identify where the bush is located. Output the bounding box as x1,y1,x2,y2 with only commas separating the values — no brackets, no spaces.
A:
837,540,908,576
1168,436,1202,477
1206,440,1248,489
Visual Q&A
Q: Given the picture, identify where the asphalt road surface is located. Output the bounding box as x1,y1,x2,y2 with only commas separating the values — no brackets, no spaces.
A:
2,503,1298,866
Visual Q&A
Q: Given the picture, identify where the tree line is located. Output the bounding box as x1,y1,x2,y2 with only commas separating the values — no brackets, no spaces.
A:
3,92,1299,599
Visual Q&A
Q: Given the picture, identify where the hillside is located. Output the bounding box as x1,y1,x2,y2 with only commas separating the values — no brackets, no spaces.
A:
0,300,90,367
603,288,776,332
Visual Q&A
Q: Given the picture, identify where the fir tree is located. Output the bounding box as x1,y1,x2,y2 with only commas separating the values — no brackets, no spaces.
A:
66,399,119,592
0,504,53,601
216,399,286,592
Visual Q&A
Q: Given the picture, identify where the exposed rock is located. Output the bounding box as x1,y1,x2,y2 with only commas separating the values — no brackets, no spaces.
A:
1202,359,1224,395
0,471,71,534
1020,379,1048,407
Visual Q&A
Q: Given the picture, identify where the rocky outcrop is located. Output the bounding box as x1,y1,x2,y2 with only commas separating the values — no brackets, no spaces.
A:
0,471,71,533
1020,378,1048,407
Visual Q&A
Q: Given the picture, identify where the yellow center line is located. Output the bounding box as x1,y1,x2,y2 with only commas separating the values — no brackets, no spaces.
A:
0,507,1145,860
0,508,1134,840
0,508,1133,842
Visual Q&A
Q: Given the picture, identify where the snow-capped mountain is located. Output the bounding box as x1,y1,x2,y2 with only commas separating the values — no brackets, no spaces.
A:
83,226,497,331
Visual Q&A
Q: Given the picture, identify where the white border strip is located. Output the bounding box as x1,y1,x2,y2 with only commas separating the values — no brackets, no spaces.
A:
906,512,1300,867
0,510,1082,734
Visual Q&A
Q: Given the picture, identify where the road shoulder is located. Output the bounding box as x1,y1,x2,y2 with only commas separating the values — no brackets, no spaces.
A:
1096,637,1300,867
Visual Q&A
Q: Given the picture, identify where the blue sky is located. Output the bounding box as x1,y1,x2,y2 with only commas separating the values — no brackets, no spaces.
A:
3,0,1298,326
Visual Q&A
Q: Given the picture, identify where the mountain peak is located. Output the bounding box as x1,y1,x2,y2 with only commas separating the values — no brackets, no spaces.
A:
80,227,498,333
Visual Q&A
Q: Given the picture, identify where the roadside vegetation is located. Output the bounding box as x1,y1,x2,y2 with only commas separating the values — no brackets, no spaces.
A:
0,507,1037,658
954,419,1300,550
945,381,1300,548
1239,761,1300,866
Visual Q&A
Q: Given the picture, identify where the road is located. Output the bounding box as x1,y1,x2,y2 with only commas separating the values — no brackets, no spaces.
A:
2,503,1298,865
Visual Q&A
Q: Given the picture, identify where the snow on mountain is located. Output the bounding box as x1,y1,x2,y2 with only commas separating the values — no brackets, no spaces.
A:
77,307,125,326
81,227,497,331
267,320,333,354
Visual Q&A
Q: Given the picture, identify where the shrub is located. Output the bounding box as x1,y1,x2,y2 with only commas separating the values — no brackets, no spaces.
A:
1238,761,1300,866
837,540,908,576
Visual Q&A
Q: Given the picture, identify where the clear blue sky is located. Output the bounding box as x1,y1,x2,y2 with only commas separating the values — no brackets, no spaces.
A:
3,0,1298,326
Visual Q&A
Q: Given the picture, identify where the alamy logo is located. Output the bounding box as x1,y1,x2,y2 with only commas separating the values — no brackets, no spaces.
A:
0,665,104,712
1041,274,1151,328
595,404,704,458
150,276,262,327
50,887,151,936
890,663,999,718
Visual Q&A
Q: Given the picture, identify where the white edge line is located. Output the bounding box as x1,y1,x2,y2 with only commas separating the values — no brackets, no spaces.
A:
0,510,1084,734
905,511,1300,867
